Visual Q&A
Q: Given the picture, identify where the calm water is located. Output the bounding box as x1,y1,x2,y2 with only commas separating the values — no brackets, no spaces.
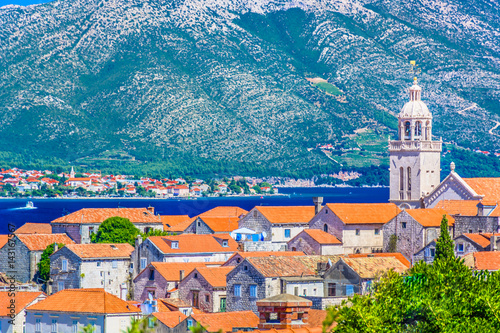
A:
0,187,388,233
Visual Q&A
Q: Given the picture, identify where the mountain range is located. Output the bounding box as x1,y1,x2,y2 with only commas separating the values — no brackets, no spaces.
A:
0,0,499,178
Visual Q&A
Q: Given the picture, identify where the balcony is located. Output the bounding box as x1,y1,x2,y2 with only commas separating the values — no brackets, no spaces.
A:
389,140,442,152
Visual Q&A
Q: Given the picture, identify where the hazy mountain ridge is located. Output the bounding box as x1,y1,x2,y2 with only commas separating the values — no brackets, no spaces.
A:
0,0,499,174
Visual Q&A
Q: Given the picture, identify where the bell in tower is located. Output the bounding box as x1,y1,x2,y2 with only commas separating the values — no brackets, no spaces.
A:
389,78,442,208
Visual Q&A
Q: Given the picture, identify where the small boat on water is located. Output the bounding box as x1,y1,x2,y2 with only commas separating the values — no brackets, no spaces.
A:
25,201,34,209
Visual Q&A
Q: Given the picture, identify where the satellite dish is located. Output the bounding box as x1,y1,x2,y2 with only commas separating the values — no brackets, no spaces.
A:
261,231,267,238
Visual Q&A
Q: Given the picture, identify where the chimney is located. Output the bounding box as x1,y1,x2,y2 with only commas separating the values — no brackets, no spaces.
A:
54,243,58,252
179,270,185,281
147,206,154,214
313,197,323,215
257,294,312,330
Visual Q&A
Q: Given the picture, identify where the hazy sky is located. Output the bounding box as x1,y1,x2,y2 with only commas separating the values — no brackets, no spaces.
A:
0,0,51,6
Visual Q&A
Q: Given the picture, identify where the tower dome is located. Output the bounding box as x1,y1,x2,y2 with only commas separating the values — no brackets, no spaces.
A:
398,77,431,118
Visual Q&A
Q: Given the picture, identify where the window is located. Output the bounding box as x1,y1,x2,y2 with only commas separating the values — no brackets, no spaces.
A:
355,229,360,236
323,224,328,232
205,295,210,303
430,248,435,257
35,319,41,333
303,289,307,296
72,320,78,333
171,241,179,249
112,260,118,269
187,319,193,328
250,285,257,298
140,258,147,270
58,281,64,291
192,291,199,308
407,167,412,192
469,229,473,233
253,210,258,218
313,288,317,296
51,319,57,333
415,121,422,137
149,270,155,281
328,283,336,296
62,259,68,271
194,273,198,278
97,261,101,267
294,286,299,296
402,222,407,229
244,265,248,271
284,229,291,238
234,284,241,297
346,285,354,296
222,240,228,247
198,221,201,226
404,121,411,139
374,228,380,235
458,243,464,253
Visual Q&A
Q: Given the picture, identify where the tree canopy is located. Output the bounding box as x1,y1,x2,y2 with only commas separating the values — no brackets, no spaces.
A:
37,242,65,282
91,216,140,246
435,214,454,261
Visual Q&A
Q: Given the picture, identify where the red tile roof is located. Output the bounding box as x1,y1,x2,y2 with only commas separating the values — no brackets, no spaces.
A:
460,233,492,249
64,243,134,259
193,267,234,288
326,203,400,224
0,291,45,316
26,289,141,314
198,217,240,233
406,208,455,227
16,223,52,234
223,251,305,266
199,207,248,218
347,253,411,268
148,234,238,254
160,215,191,229
255,206,316,224
433,200,480,216
51,208,160,224
463,252,500,271
247,255,341,278
17,233,74,251
463,178,500,203
191,311,259,333
153,311,187,328
135,262,223,282
0,235,7,249
341,257,408,278
302,229,342,245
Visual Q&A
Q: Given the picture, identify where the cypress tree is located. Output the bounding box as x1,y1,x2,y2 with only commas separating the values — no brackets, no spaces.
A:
435,214,455,261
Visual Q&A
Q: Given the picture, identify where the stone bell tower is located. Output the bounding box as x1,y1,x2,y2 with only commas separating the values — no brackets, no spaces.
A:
389,78,442,208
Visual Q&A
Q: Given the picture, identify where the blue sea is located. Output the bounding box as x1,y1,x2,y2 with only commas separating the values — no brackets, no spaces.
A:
0,187,388,234
0,0,50,6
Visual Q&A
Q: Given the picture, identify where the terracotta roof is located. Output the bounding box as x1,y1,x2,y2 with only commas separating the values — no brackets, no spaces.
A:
193,267,234,288
135,262,223,282
463,178,500,203
147,234,238,254
325,203,400,224
16,233,74,251
0,235,7,249
159,298,191,310
433,200,480,216
255,206,316,224
460,233,492,249
160,215,191,228
463,252,500,271
153,311,187,328
0,292,45,317
16,223,52,234
51,208,160,224
64,243,134,259
238,328,323,333
199,206,248,218
301,229,342,244
341,257,408,278
165,217,197,232
308,309,328,328
198,217,240,233
406,208,455,227
347,253,411,268
191,311,259,333
223,251,305,266
247,255,341,278
26,289,141,314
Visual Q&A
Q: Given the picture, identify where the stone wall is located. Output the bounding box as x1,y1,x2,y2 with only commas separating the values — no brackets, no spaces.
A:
323,261,361,297
287,232,322,255
309,207,344,241
133,266,176,301
238,210,272,241
454,235,486,257
305,296,346,310
178,270,222,313
270,224,307,244
342,224,384,254
0,237,31,283
454,216,500,237
50,247,82,292
52,224,81,243
382,211,425,261
240,241,283,252
226,261,266,313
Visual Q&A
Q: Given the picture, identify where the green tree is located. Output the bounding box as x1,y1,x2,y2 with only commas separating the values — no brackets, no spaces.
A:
435,214,454,261
91,216,140,246
37,243,65,282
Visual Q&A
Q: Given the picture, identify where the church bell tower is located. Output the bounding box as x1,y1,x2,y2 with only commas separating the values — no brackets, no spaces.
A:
389,78,442,208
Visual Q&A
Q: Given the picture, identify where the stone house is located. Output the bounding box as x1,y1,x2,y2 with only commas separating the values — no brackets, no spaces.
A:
166,207,248,235
237,206,316,245
132,234,238,277
51,207,163,244
225,255,340,313
152,311,188,333
50,243,134,299
25,289,141,333
0,291,45,333
0,233,74,283
133,262,223,301
222,251,305,267
287,229,343,255
382,208,454,264
413,240,437,264
309,203,401,254
185,311,259,333
178,266,233,313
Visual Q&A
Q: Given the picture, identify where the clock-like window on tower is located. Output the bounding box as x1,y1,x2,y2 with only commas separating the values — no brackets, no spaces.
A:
404,122,411,140
415,121,422,138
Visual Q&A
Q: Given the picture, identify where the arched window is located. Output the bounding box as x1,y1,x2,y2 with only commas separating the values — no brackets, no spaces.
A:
425,121,431,140
415,121,422,138
407,167,411,191
404,121,411,140
323,224,328,233
399,167,404,191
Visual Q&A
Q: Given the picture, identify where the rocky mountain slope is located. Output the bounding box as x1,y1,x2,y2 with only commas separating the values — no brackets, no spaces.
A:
0,0,499,175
